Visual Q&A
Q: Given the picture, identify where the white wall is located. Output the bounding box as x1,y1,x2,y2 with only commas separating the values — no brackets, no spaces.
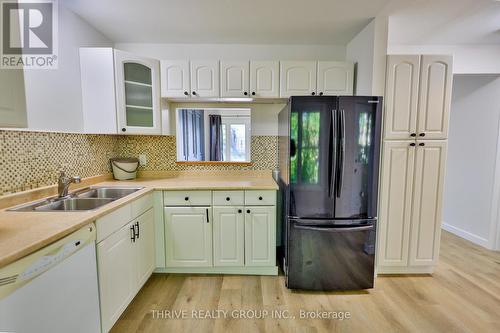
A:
114,43,346,61
443,74,500,249
346,20,375,95
345,16,388,97
24,5,112,132
370,16,388,96
387,44,500,74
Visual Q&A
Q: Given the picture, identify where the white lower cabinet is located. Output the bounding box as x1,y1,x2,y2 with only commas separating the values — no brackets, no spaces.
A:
135,209,156,287
163,190,277,273
409,141,447,266
97,222,136,333
213,206,244,266
164,206,213,267
377,140,447,274
245,206,276,267
96,195,154,333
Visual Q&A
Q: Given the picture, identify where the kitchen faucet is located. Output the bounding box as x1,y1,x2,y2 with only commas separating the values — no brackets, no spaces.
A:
58,171,81,197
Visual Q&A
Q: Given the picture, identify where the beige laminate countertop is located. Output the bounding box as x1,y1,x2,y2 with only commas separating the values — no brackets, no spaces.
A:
0,173,278,269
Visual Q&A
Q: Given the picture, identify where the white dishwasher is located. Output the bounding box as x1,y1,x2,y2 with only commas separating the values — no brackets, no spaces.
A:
0,223,101,333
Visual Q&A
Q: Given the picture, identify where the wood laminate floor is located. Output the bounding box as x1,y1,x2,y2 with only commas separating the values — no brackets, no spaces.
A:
111,231,500,333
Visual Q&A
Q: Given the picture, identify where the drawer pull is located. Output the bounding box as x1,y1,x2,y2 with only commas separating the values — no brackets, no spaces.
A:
130,225,136,242
259,196,263,200
226,197,230,201
238,209,242,213
184,197,189,201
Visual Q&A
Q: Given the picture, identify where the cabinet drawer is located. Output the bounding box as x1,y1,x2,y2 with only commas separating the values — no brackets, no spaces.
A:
96,203,132,243
131,193,153,217
164,190,212,206
244,190,276,206
213,191,244,206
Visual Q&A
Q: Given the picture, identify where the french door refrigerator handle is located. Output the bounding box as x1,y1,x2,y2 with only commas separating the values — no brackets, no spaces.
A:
294,224,374,232
336,109,345,197
328,109,338,197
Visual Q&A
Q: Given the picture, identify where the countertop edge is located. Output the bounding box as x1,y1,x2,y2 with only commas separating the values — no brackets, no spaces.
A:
0,180,278,268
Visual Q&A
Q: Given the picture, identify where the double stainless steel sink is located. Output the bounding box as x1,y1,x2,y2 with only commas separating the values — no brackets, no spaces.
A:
8,186,144,212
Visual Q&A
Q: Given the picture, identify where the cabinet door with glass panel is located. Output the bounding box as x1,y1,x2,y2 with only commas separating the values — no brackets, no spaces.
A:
115,50,161,134
176,108,251,163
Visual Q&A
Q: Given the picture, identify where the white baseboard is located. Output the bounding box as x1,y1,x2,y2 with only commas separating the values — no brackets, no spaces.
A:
442,222,491,249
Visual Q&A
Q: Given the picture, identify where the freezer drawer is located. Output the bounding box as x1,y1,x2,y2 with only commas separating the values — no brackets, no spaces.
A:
286,219,376,291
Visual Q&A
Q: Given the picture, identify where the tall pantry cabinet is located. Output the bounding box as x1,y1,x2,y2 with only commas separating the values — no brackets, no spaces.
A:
377,55,452,274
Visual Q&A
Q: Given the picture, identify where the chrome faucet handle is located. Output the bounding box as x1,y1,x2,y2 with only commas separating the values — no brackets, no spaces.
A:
57,172,81,197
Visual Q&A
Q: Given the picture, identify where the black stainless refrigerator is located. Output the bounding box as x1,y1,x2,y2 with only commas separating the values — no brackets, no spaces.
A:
278,96,382,291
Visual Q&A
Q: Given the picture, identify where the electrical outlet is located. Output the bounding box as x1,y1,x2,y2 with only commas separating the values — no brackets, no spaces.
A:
138,154,147,166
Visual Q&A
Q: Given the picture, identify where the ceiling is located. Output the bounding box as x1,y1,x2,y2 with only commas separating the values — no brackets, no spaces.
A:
61,0,393,45
388,0,500,45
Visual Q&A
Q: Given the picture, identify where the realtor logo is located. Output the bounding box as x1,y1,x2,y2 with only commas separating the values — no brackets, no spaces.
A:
1,0,58,69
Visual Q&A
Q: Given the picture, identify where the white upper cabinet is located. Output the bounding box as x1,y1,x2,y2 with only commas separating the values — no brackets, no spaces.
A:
384,55,420,140
80,48,162,135
249,61,279,98
384,54,452,140
190,60,220,98
114,50,161,135
280,61,317,98
80,48,117,134
417,55,453,140
317,61,354,96
220,61,250,97
160,60,190,98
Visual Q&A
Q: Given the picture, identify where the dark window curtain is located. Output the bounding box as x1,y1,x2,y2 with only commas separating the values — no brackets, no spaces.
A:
209,115,223,161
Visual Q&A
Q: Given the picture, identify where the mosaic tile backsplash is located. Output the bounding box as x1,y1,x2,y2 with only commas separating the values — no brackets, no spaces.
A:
0,130,278,196
117,135,278,171
0,130,119,195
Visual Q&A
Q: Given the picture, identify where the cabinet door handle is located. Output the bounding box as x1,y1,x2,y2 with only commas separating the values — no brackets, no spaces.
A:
246,209,251,214
311,92,316,96
319,92,324,96
244,92,248,96
251,92,256,96
419,133,426,137
238,209,242,213
135,221,140,239
192,91,197,96
130,225,136,242
419,142,425,146
410,133,416,137
410,143,416,147
206,208,209,223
